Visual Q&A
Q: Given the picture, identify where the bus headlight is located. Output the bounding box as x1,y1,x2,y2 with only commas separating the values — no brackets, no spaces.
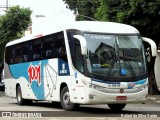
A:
82,81,106,92
136,83,148,90
89,83,105,91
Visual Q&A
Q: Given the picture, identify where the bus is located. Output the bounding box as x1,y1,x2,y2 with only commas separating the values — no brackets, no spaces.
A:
4,21,149,111
142,37,159,94
155,50,160,92
143,37,160,94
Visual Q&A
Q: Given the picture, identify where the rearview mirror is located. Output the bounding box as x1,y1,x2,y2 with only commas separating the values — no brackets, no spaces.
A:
142,37,157,57
73,35,87,55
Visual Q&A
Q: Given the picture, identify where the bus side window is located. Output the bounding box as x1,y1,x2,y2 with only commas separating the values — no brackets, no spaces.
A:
15,47,22,63
55,32,68,62
31,39,42,61
55,42,67,61
46,50,53,58
74,38,84,73
42,35,54,60
59,45,66,57
10,48,16,64
67,32,84,73
68,32,76,66
5,46,14,64
22,44,30,62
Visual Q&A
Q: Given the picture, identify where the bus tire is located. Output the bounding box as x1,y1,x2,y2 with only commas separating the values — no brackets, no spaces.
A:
60,86,78,111
16,86,31,105
108,104,126,111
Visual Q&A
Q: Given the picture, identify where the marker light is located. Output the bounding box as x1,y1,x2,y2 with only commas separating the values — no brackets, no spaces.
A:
34,34,43,38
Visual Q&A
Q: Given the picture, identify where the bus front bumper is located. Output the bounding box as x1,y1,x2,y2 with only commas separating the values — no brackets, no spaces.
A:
85,88,148,104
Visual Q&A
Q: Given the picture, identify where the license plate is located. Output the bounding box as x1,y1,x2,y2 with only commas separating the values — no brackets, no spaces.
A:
107,84,121,88
107,83,128,88
116,96,127,101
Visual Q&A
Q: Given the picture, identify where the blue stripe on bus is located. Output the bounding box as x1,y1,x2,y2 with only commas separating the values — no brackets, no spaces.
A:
9,59,70,100
9,60,48,100
91,78,120,84
91,78,147,89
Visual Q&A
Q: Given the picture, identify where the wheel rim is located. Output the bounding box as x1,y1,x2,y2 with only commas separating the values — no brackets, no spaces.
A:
63,91,71,107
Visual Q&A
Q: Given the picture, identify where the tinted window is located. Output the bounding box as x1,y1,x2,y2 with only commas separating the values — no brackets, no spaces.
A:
54,32,67,61
42,35,54,59
5,31,68,64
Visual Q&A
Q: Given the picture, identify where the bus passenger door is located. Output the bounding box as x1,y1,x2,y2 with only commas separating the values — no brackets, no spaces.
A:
72,38,86,103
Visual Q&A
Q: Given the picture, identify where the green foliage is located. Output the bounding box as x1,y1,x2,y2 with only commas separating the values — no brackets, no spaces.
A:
94,0,108,21
0,6,32,63
107,0,160,43
64,0,160,43
63,0,99,21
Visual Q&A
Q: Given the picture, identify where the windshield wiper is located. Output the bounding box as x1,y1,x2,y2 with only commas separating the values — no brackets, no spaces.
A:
115,37,122,75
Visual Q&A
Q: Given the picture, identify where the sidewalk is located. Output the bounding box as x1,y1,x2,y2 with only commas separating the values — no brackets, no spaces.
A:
147,95,160,103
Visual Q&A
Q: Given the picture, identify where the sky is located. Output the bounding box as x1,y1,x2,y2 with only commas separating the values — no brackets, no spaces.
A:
0,0,75,34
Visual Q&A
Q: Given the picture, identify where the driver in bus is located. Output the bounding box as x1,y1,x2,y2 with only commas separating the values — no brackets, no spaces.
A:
100,49,114,68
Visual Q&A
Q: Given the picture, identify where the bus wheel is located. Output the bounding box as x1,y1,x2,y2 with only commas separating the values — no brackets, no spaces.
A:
16,86,27,105
60,86,78,111
108,104,126,111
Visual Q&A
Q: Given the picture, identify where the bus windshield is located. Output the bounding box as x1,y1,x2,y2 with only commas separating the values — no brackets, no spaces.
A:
84,33,147,82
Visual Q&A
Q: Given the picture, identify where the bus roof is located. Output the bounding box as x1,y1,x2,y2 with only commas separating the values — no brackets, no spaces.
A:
6,21,139,47
68,21,139,34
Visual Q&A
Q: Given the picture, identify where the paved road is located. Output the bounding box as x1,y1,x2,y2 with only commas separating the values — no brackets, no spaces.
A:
0,91,160,120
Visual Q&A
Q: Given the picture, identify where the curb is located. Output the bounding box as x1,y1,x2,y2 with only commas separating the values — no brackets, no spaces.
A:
148,97,159,101
147,96,160,103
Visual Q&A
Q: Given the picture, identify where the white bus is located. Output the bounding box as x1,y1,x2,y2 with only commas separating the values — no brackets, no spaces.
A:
143,37,160,94
4,21,148,111
155,50,160,92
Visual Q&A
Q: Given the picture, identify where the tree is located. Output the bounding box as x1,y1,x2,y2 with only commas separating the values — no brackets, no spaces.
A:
64,0,160,43
105,0,160,44
63,0,100,20
0,6,32,63
94,0,108,21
